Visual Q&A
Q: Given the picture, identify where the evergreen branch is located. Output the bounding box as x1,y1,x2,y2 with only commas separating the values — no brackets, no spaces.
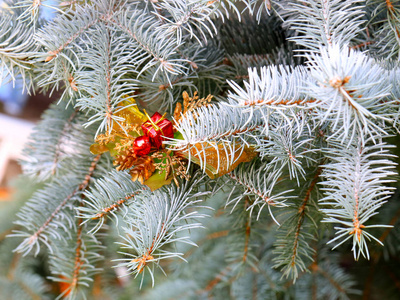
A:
319,138,397,260
12,0,63,25
114,177,210,287
226,65,313,134
69,220,85,296
52,108,79,169
256,125,318,184
369,0,400,59
307,44,395,143
108,6,187,79
21,104,94,181
35,2,100,62
77,170,144,234
286,169,319,275
34,50,80,103
227,65,311,108
242,217,251,263
226,161,291,223
0,10,36,91
11,154,102,256
153,0,217,45
36,1,187,103
197,265,233,294
272,167,322,281
283,0,365,51
48,221,104,300
74,22,141,133
167,103,264,173
224,199,259,272
134,44,229,113
44,16,97,62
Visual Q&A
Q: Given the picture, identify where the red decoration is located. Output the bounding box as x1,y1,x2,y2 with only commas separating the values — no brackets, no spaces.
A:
141,112,174,149
133,136,152,156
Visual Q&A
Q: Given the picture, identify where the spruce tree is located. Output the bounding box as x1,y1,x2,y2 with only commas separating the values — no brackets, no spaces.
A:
1,0,400,299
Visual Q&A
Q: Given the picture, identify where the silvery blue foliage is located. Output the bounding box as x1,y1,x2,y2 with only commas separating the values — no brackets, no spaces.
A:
1,0,399,298
114,177,210,286
320,139,397,260
306,44,394,143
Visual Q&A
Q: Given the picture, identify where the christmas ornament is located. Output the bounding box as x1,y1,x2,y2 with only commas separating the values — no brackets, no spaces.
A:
89,92,258,191
141,112,174,149
133,136,151,156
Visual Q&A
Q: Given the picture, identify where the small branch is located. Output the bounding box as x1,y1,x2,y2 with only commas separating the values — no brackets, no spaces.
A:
70,222,83,290
131,223,165,273
45,18,99,62
19,281,42,300
104,28,113,129
385,0,400,41
174,121,262,152
105,16,171,68
252,271,257,300
242,98,315,107
350,41,375,49
159,76,183,91
92,192,138,220
7,252,21,280
0,227,15,242
228,172,275,206
28,155,101,245
321,0,333,46
242,216,251,263
184,230,229,259
242,198,252,264
235,74,250,80
290,167,322,267
78,154,101,190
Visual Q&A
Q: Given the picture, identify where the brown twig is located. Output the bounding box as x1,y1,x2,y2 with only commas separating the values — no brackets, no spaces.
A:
290,167,322,268
92,192,138,220
26,155,101,247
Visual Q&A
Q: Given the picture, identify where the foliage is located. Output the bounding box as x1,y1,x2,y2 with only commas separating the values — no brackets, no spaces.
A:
0,0,399,299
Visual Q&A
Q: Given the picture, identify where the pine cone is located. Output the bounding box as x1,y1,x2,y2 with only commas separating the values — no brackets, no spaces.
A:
113,148,138,171
130,156,156,184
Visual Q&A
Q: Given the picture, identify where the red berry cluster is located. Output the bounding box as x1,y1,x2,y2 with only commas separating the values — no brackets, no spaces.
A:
132,112,174,156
